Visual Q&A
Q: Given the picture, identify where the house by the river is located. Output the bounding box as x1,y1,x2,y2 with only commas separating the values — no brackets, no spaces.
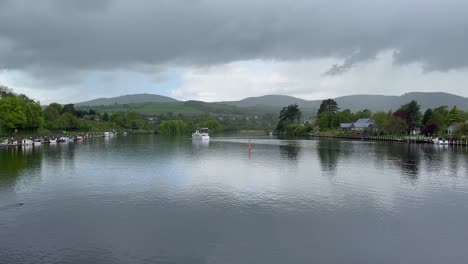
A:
340,118,375,131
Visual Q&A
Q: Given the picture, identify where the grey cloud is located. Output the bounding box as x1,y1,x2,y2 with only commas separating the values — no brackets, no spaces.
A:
0,0,468,83
324,50,378,76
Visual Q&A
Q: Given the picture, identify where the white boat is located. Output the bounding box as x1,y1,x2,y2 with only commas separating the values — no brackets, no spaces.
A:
22,139,34,146
192,128,210,140
49,139,57,144
33,139,42,146
433,137,449,145
58,136,73,143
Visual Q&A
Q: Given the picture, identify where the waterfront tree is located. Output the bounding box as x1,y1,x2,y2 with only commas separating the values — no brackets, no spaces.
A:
201,118,223,134
276,104,302,132
393,100,421,133
317,99,339,117
158,120,194,136
0,96,27,130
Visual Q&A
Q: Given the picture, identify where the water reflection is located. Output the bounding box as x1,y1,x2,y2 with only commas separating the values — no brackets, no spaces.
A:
1,135,468,263
317,139,342,174
387,144,421,182
280,143,300,160
0,147,43,188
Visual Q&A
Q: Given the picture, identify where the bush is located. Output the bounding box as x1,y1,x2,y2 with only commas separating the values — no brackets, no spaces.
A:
158,120,194,136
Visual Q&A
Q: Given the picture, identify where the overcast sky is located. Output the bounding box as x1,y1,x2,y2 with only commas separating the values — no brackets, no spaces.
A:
1,0,468,104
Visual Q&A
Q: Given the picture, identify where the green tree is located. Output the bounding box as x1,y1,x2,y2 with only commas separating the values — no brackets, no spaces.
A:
22,97,44,130
382,116,407,135
276,104,302,132
201,118,223,134
397,100,422,133
317,99,339,117
0,96,27,130
447,106,463,124
0,85,14,98
372,111,391,134
102,112,109,121
315,99,340,130
62,104,76,115
158,120,194,136
44,103,63,122
335,109,354,123
422,108,433,126
355,109,372,119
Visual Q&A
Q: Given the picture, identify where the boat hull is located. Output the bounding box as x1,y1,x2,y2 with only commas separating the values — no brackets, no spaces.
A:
192,135,210,140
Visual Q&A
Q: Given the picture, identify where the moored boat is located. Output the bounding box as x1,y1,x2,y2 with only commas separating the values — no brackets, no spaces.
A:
58,136,73,143
433,137,449,145
192,128,210,140
22,139,34,146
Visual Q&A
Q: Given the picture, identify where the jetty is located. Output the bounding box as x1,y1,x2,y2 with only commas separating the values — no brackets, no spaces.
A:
0,132,121,148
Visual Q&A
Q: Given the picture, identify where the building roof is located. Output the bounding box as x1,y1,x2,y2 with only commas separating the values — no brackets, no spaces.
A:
355,118,374,124
353,122,373,128
340,118,375,129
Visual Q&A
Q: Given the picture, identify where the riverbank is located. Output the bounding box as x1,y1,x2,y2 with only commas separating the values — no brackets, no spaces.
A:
0,130,143,148
310,133,468,146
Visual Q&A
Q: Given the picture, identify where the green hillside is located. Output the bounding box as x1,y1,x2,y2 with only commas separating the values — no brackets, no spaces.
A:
78,102,202,115
77,100,317,119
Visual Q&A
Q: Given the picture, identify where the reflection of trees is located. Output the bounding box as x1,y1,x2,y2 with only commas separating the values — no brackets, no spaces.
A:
0,147,43,187
280,143,300,160
0,147,43,186
420,145,443,173
386,144,420,182
446,147,468,176
317,139,342,173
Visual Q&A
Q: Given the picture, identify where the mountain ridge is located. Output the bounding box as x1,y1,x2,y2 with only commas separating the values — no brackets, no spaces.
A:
75,93,179,106
75,92,468,111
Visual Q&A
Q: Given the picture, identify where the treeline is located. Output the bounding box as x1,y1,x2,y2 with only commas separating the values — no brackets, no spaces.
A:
0,86,152,134
0,86,227,136
277,98,468,136
43,103,149,131
0,86,43,133
157,117,222,136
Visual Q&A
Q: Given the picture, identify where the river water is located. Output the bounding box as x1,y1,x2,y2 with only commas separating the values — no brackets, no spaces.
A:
1,135,468,263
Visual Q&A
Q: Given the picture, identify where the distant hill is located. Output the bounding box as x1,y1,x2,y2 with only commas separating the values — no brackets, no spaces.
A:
224,92,468,112
76,93,179,106
397,92,468,110
223,95,310,108
75,92,468,114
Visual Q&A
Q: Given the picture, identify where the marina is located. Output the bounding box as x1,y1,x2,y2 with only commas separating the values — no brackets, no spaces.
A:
0,132,118,148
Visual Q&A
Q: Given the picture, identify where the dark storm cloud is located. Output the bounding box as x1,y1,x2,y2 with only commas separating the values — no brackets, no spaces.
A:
0,0,467,80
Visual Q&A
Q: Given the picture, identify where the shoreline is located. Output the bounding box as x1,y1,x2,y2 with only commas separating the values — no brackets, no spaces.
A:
310,134,468,146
